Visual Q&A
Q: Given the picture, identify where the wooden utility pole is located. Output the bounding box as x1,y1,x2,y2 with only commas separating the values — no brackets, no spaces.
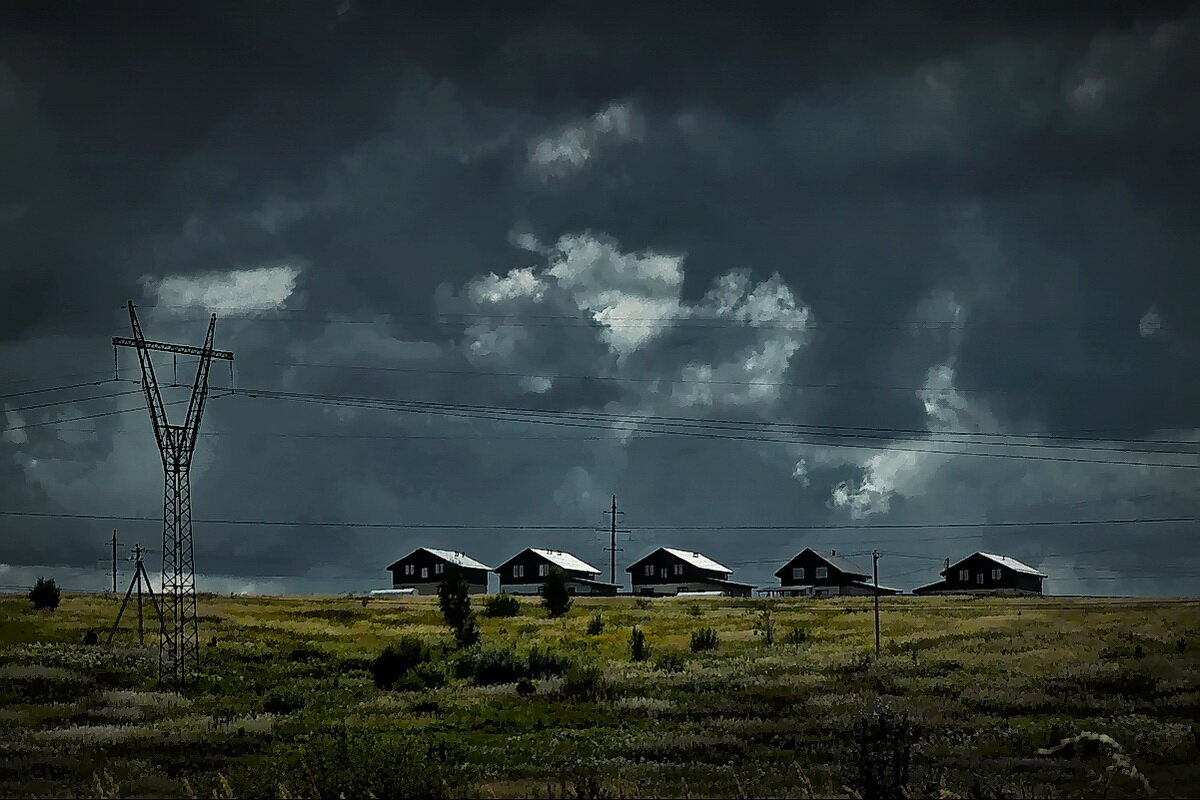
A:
872,550,881,658
107,544,163,647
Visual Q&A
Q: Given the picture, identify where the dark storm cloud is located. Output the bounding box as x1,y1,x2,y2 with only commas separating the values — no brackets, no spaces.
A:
2,0,1199,596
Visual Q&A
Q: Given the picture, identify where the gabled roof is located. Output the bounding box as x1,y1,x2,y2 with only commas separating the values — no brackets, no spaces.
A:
386,547,491,572
421,548,492,571
495,548,600,575
774,548,869,579
945,552,1046,578
625,547,732,574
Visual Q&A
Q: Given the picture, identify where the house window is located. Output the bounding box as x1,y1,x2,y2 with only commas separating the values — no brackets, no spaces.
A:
958,569,969,582
815,567,828,579
435,563,444,575
513,564,524,579
644,564,654,577
792,567,805,580
538,564,548,577
660,568,668,579
420,567,428,579
991,568,1001,580
673,563,684,576
404,564,414,576
976,573,984,585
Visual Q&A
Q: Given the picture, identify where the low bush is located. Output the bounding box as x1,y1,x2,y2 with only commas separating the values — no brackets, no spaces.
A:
559,665,616,702
784,627,809,645
633,597,652,610
526,647,573,679
516,678,536,697
372,637,433,690
630,627,651,662
243,727,469,799
847,705,914,800
263,686,307,715
482,594,522,618
455,648,527,685
28,577,61,611
586,614,605,635
690,627,719,653
655,652,686,673
456,646,572,685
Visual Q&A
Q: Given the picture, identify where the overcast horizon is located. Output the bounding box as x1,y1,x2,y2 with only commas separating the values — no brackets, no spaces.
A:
2,1,1199,598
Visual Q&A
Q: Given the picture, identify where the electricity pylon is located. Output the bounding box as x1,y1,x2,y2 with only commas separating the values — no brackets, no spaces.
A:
113,301,232,686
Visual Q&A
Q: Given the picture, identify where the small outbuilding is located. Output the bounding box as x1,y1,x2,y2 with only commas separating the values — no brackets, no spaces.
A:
912,552,1045,596
626,547,753,596
494,548,619,596
386,548,491,595
765,548,901,597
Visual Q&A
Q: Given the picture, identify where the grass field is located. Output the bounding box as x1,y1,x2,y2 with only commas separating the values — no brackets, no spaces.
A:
1,592,1197,798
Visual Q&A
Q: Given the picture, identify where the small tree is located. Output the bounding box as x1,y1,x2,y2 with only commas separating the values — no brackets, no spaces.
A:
754,606,775,646
629,626,651,662
28,577,61,611
586,614,605,635
438,568,480,648
541,567,572,618
690,627,719,652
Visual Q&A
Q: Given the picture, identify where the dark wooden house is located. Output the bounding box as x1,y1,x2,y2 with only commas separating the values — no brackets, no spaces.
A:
626,547,753,596
766,548,901,597
912,552,1045,596
386,548,491,595
493,548,619,596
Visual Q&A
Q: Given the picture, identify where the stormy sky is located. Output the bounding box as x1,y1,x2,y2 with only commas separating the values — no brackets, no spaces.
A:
2,0,1199,596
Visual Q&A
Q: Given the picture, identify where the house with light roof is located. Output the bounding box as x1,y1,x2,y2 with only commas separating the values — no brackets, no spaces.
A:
626,547,754,597
765,548,901,597
386,548,492,595
912,552,1045,596
494,548,619,596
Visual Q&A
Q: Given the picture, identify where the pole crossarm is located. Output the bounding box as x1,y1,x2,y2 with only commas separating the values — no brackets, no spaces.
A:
112,337,234,361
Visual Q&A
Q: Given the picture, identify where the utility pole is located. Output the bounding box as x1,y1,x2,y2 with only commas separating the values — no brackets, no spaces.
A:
113,301,232,686
107,544,163,647
602,495,624,587
872,549,881,658
110,530,118,595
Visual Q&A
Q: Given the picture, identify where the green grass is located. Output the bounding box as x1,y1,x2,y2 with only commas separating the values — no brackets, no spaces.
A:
0,593,1197,797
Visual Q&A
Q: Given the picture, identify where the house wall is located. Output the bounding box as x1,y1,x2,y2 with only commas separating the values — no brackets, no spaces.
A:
628,552,726,588
496,551,595,588
500,579,614,596
776,551,867,588
633,578,744,597
389,581,488,596
936,554,1043,594
388,551,489,593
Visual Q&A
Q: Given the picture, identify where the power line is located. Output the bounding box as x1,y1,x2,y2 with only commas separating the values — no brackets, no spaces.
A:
223,387,1200,469
0,379,122,401
2,388,143,414
1,509,1195,531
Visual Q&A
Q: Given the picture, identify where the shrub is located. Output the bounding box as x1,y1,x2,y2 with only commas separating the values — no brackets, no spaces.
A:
263,686,307,715
559,665,616,702
82,630,99,646
527,647,573,678
848,706,914,800
438,569,480,648
690,627,719,652
482,594,522,618
688,603,703,618
634,597,652,610
586,613,605,635
252,727,469,799
655,652,686,673
542,568,572,618
28,577,61,611
371,637,433,690
784,627,809,645
754,607,775,646
391,663,446,692
516,678,536,697
456,648,527,685
630,626,652,662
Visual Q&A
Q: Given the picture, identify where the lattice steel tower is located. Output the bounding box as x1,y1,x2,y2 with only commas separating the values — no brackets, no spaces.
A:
114,301,232,686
